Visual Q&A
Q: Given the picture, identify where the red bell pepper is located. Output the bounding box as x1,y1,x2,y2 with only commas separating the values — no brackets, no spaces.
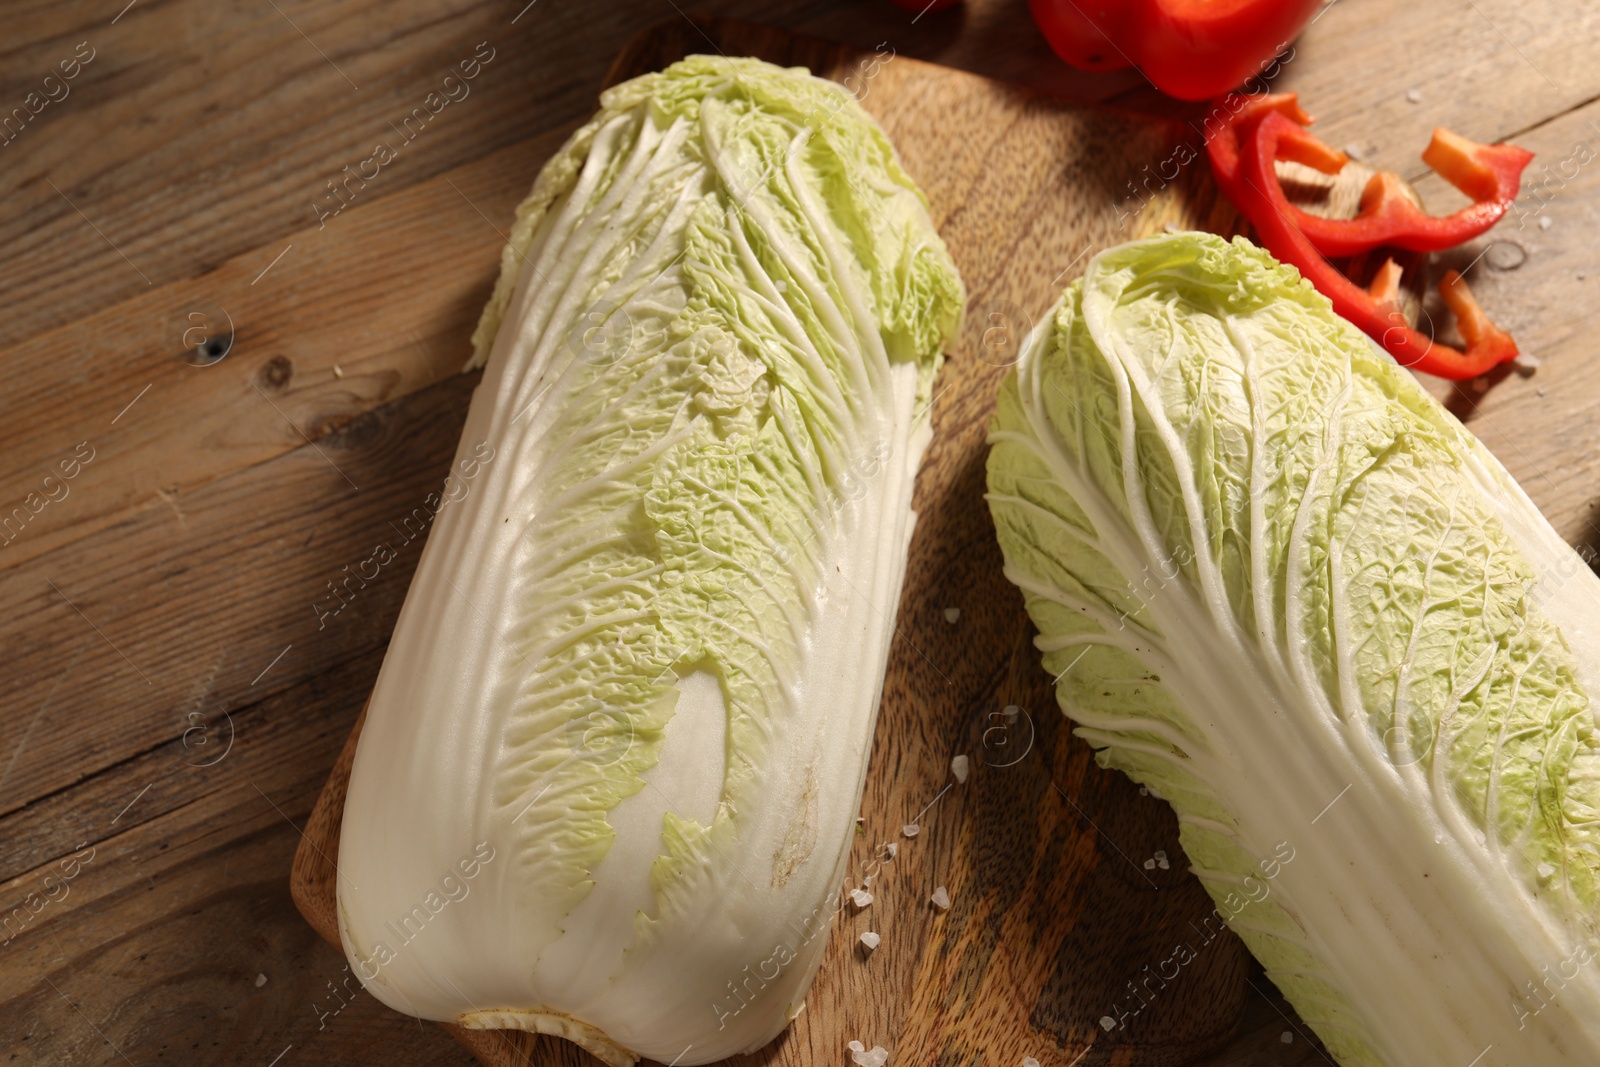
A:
1211,95,1534,259
1367,257,1404,310
1207,93,1348,215
1027,0,1132,72
1210,95,1533,257
1031,0,1321,100
1235,110,1519,379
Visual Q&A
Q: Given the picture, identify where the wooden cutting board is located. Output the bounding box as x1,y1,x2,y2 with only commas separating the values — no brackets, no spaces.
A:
291,17,1332,1067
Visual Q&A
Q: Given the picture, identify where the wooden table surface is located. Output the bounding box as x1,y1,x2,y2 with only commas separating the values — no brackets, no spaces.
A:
4,1,1600,1065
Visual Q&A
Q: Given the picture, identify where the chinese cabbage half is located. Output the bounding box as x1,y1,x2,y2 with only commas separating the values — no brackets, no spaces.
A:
988,232,1600,1066
337,56,962,1065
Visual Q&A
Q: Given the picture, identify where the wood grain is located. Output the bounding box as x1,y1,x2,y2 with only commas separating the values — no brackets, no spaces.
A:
286,18,1302,1067
5,1,1600,1066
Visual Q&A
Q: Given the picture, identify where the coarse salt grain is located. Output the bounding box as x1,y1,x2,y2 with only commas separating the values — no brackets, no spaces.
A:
851,1044,889,1067
931,885,951,910
903,823,920,838
850,887,873,908
860,931,881,950
951,754,969,783
943,607,960,623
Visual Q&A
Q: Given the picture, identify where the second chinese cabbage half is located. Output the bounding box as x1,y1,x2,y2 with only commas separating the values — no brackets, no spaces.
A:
988,232,1600,1066
336,57,962,1065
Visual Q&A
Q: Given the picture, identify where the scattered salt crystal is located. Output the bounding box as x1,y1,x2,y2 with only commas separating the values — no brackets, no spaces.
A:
943,607,960,623
1281,1030,1294,1044
1537,387,1548,397
849,1040,865,1053
775,280,787,292
255,973,268,988
787,1000,806,1021
1343,143,1364,160
849,887,873,908
1162,221,1181,233
1099,1015,1117,1031
884,842,898,860
1143,850,1171,871
1405,88,1422,103
1540,215,1554,231
851,1046,889,1067
930,885,951,910
860,931,881,950
1539,862,1557,879
951,754,969,784
333,364,344,378
1514,352,1543,372
1002,704,1020,723
903,823,920,838
1023,1058,1042,1067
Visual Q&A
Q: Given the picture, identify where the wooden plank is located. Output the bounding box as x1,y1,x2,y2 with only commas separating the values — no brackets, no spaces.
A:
0,371,476,820
0,0,578,349
0,131,560,574
0,642,473,1065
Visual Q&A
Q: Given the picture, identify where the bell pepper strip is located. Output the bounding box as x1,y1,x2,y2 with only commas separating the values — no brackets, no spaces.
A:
1367,257,1404,311
1207,94,1310,204
1207,94,1340,216
1294,128,1533,256
1439,269,1518,363
1207,95,1534,257
1423,128,1535,203
1235,110,1519,379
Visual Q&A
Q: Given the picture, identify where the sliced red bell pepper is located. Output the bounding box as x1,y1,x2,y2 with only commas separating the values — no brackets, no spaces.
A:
1235,110,1519,379
1207,94,1533,257
1206,93,1322,207
1367,257,1404,311
1291,128,1531,256
1438,269,1518,365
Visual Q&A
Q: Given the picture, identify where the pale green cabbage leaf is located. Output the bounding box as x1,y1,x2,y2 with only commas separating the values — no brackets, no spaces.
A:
988,232,1600,1067
337,55,962,1066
